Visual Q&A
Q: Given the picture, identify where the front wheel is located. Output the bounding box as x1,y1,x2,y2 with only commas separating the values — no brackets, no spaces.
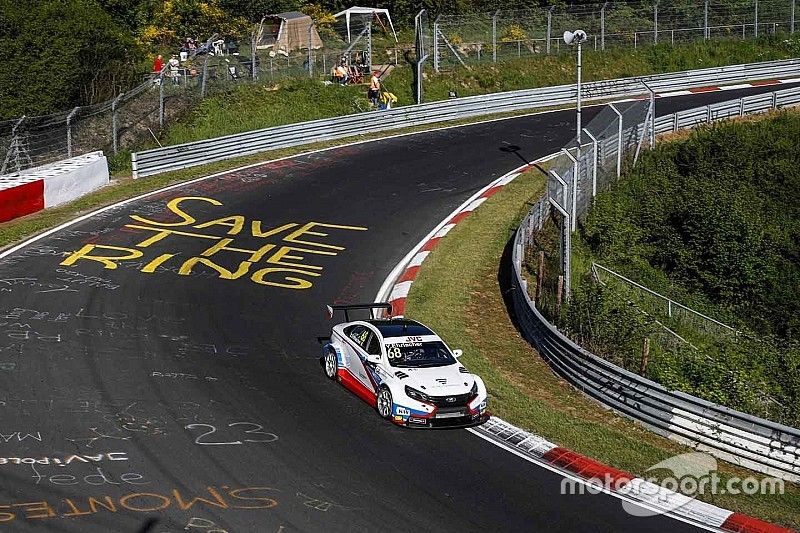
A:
376,387,393,419
324,349,338,380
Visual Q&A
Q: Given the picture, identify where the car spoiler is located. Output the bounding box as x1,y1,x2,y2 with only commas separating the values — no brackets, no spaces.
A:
326,302,392,321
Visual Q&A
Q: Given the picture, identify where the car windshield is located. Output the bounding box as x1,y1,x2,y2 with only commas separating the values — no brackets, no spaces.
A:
385,341,456,368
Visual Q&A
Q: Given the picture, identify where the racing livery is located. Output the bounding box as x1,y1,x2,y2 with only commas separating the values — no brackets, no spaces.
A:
322,303,489,428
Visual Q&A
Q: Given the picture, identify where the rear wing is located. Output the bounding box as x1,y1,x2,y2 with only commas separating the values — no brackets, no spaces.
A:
326,302,392,322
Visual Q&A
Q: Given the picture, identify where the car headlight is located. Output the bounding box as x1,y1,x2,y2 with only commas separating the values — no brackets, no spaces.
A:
405,386,430,403
470,381,479,398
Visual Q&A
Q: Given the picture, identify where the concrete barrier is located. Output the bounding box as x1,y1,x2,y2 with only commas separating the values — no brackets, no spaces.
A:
0,152,109,222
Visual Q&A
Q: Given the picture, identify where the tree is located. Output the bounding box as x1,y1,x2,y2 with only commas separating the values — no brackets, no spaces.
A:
0,0,141,118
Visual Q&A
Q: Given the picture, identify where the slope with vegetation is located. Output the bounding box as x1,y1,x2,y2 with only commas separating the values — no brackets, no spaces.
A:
530,111,800,426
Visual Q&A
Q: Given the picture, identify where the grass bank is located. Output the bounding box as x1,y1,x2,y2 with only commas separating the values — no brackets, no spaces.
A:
149,35,800,155
403,164,800,527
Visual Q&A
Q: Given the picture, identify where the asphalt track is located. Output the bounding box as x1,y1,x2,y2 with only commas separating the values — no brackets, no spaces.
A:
0,83,796,533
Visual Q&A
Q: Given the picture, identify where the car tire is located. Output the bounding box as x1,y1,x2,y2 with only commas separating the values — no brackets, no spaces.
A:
324,349,338,380
376,387,393,419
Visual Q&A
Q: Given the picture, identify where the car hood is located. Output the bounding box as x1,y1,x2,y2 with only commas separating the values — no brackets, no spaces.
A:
392,364,473,395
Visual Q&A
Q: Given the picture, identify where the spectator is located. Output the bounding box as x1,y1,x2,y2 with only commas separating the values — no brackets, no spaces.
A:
153,54,164,73
368,71,381,106
334,65,349,85
168,54,180,85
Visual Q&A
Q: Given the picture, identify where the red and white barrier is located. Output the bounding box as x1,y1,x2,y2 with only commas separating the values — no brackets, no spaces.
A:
0,152,109,223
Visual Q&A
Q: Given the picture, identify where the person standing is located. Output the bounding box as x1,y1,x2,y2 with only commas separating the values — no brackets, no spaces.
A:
153,54,164,73
168,54,180,85
368,71,381,107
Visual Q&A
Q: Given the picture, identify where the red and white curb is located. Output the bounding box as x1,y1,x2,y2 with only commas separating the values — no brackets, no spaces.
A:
375,157,795,533
0,152,109,223
655,78,800,98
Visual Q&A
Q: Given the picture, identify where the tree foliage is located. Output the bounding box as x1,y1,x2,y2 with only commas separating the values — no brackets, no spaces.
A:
0,0,141,118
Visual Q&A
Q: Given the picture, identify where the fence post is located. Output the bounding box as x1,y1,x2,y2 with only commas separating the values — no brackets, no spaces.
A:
252,33,258,80
704,0,709,39
584,128,598,197
561,148,579,233
792,0,796,33
492,10,499,62
601,2,608,50
755,0,759,37
201,55,209,97
610,103,623,177
433,15,440,72
308,25,314,77
66,107,79,158
547,6,555,54
159,69,165,126
366,20,372,70
640,338,650,374
111,93,124,155
536,251,545,304
643,82,656,148
654,2,658,44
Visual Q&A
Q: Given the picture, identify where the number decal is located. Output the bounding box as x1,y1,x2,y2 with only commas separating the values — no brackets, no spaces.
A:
387,346,402,359
185,422,279,445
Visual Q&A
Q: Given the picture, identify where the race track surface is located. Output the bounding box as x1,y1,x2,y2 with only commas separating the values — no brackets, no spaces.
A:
0,84,793,532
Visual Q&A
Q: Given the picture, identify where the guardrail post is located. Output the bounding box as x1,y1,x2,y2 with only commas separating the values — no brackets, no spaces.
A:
707,104,712,123
584,128,599,198
772,91,778,108
610,103,623,177
492,10,499,62
66,107,79,158
740,97,745,116
654,2,658,44
433,16,440,72
601,2,608,50
111,93,124,155
131,152,138,179
755,0,759,37
704,0,709,39
547,6,555,54
673,111,679,131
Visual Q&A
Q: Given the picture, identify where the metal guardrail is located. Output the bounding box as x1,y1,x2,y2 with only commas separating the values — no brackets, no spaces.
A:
131,58,800,178
512,86,800,482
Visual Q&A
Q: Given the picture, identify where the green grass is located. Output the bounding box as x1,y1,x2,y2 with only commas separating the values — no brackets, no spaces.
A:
404,166,800,528
147,35,800,153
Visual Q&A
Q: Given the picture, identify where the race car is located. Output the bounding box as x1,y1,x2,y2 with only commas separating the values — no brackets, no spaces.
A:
321,303,490,428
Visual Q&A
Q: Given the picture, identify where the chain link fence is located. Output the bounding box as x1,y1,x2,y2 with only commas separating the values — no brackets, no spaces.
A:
433,0,797,70
2,0,797,176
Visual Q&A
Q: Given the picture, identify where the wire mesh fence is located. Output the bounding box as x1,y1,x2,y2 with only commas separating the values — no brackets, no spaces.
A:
433,0,797,70
2,0,796,176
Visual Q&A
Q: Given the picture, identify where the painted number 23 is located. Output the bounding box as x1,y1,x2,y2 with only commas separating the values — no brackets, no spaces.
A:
184,422,278,446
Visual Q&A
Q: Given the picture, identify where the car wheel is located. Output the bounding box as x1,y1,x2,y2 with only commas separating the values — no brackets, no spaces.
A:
376,387,393,419
324,349,338,380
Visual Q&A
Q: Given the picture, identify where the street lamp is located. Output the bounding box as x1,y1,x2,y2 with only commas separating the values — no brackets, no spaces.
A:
563,29,587,234
563,29,588,146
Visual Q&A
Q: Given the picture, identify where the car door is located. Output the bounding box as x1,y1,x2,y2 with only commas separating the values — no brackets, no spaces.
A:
343,325,375,392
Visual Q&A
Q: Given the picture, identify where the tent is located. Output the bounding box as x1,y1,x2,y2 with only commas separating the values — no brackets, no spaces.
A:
256,11,323,52
333,7,398,44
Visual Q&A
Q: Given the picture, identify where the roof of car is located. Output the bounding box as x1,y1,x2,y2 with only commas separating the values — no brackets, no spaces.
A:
366,319,434,338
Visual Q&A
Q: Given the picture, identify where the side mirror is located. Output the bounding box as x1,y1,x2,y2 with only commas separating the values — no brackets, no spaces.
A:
367,354,382,364
453,349,463,358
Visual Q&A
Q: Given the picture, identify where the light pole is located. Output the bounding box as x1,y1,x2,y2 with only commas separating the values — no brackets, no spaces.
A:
564,29,587,149
563,29,587,233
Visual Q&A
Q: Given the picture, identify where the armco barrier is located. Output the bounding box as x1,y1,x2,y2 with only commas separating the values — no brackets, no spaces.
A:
511,88,800,482
132,59,800,178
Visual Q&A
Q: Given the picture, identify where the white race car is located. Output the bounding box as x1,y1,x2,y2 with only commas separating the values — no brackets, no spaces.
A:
322,303,490,428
